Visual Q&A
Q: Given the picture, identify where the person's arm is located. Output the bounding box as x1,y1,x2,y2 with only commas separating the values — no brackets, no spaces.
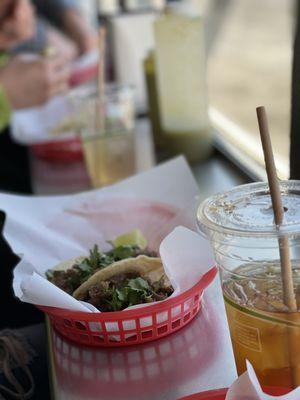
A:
13,17,78,63
33,0,97,55
0,55,71,132
33,0,78,28
59,7,98,54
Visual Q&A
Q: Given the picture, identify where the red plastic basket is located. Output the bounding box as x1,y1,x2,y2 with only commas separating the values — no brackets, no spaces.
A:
31,137,83,163
179,387,290,399
40,267,217,347
69,64,98,87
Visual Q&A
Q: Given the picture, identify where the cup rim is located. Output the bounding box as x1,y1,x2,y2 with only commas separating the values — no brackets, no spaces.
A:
69,82,135,103
197,180,300,239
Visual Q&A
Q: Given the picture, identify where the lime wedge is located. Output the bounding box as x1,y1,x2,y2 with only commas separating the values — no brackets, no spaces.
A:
112,229,148,250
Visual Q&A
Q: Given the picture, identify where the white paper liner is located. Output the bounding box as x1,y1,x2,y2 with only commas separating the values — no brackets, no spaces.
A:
226,361,300,399
14,227,214,317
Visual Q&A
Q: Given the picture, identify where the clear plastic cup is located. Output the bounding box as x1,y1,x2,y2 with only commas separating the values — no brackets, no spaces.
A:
197,181,300,389
72,84,135,188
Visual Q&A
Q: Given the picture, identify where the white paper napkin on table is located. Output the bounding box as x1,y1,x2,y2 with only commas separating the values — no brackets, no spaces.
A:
226,361,300,399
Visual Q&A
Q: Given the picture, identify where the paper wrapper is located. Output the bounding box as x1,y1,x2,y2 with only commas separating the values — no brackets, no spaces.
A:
14,226,215,316
226,361,300,399
0,158,214,313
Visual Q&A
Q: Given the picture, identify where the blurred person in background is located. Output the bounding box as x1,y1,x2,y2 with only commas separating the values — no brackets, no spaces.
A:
0,0,98,325
32,0,98,56
12,0,98,60
0,4,98,397
0,0,98,194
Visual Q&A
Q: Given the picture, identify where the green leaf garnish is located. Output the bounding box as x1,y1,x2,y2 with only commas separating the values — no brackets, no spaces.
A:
127,288,144,306
110,290,124,311
103,277,151,311
88,245,102,269
128,277,150,292
77,261,92,273
77,246,114,275
110,245,138,260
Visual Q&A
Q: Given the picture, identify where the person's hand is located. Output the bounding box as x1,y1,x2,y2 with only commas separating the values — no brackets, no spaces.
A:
62,9,98,55
0,0,35,50
46,26,78,63
0,55,71,109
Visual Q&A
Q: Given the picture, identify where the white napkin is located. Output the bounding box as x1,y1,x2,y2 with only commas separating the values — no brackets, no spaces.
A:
226,361,300,399
13,227,214,312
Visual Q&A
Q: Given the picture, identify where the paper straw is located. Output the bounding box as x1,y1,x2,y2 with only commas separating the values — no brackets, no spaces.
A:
98,26,106,101
256,106,296,311
257,106,300,388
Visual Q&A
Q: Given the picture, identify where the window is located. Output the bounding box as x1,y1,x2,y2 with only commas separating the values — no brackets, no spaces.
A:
206,0,294,179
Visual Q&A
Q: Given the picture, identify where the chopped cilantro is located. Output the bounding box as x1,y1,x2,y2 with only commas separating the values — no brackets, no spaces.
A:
87,245,102,269
109,245,138,261
77,261,92,273
77,245,114,275
105,277,151,311
128,277,150,291
109,290,122,311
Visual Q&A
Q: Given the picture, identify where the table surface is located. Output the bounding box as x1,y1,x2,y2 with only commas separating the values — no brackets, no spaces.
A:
20,116,252,398
48,276,237,400
42,119,250,400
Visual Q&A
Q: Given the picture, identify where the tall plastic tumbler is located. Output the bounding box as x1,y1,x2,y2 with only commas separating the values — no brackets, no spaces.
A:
197,181,300,389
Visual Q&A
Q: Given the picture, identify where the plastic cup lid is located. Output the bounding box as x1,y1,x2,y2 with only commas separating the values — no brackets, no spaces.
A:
197,180,300,238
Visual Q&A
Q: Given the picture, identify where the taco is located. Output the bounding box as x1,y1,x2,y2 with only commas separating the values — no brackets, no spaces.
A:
46,230,174,311
73,255,173,312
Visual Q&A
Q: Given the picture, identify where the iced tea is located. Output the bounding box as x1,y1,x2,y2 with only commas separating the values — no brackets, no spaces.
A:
82,131,135,188
222,263,300,388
